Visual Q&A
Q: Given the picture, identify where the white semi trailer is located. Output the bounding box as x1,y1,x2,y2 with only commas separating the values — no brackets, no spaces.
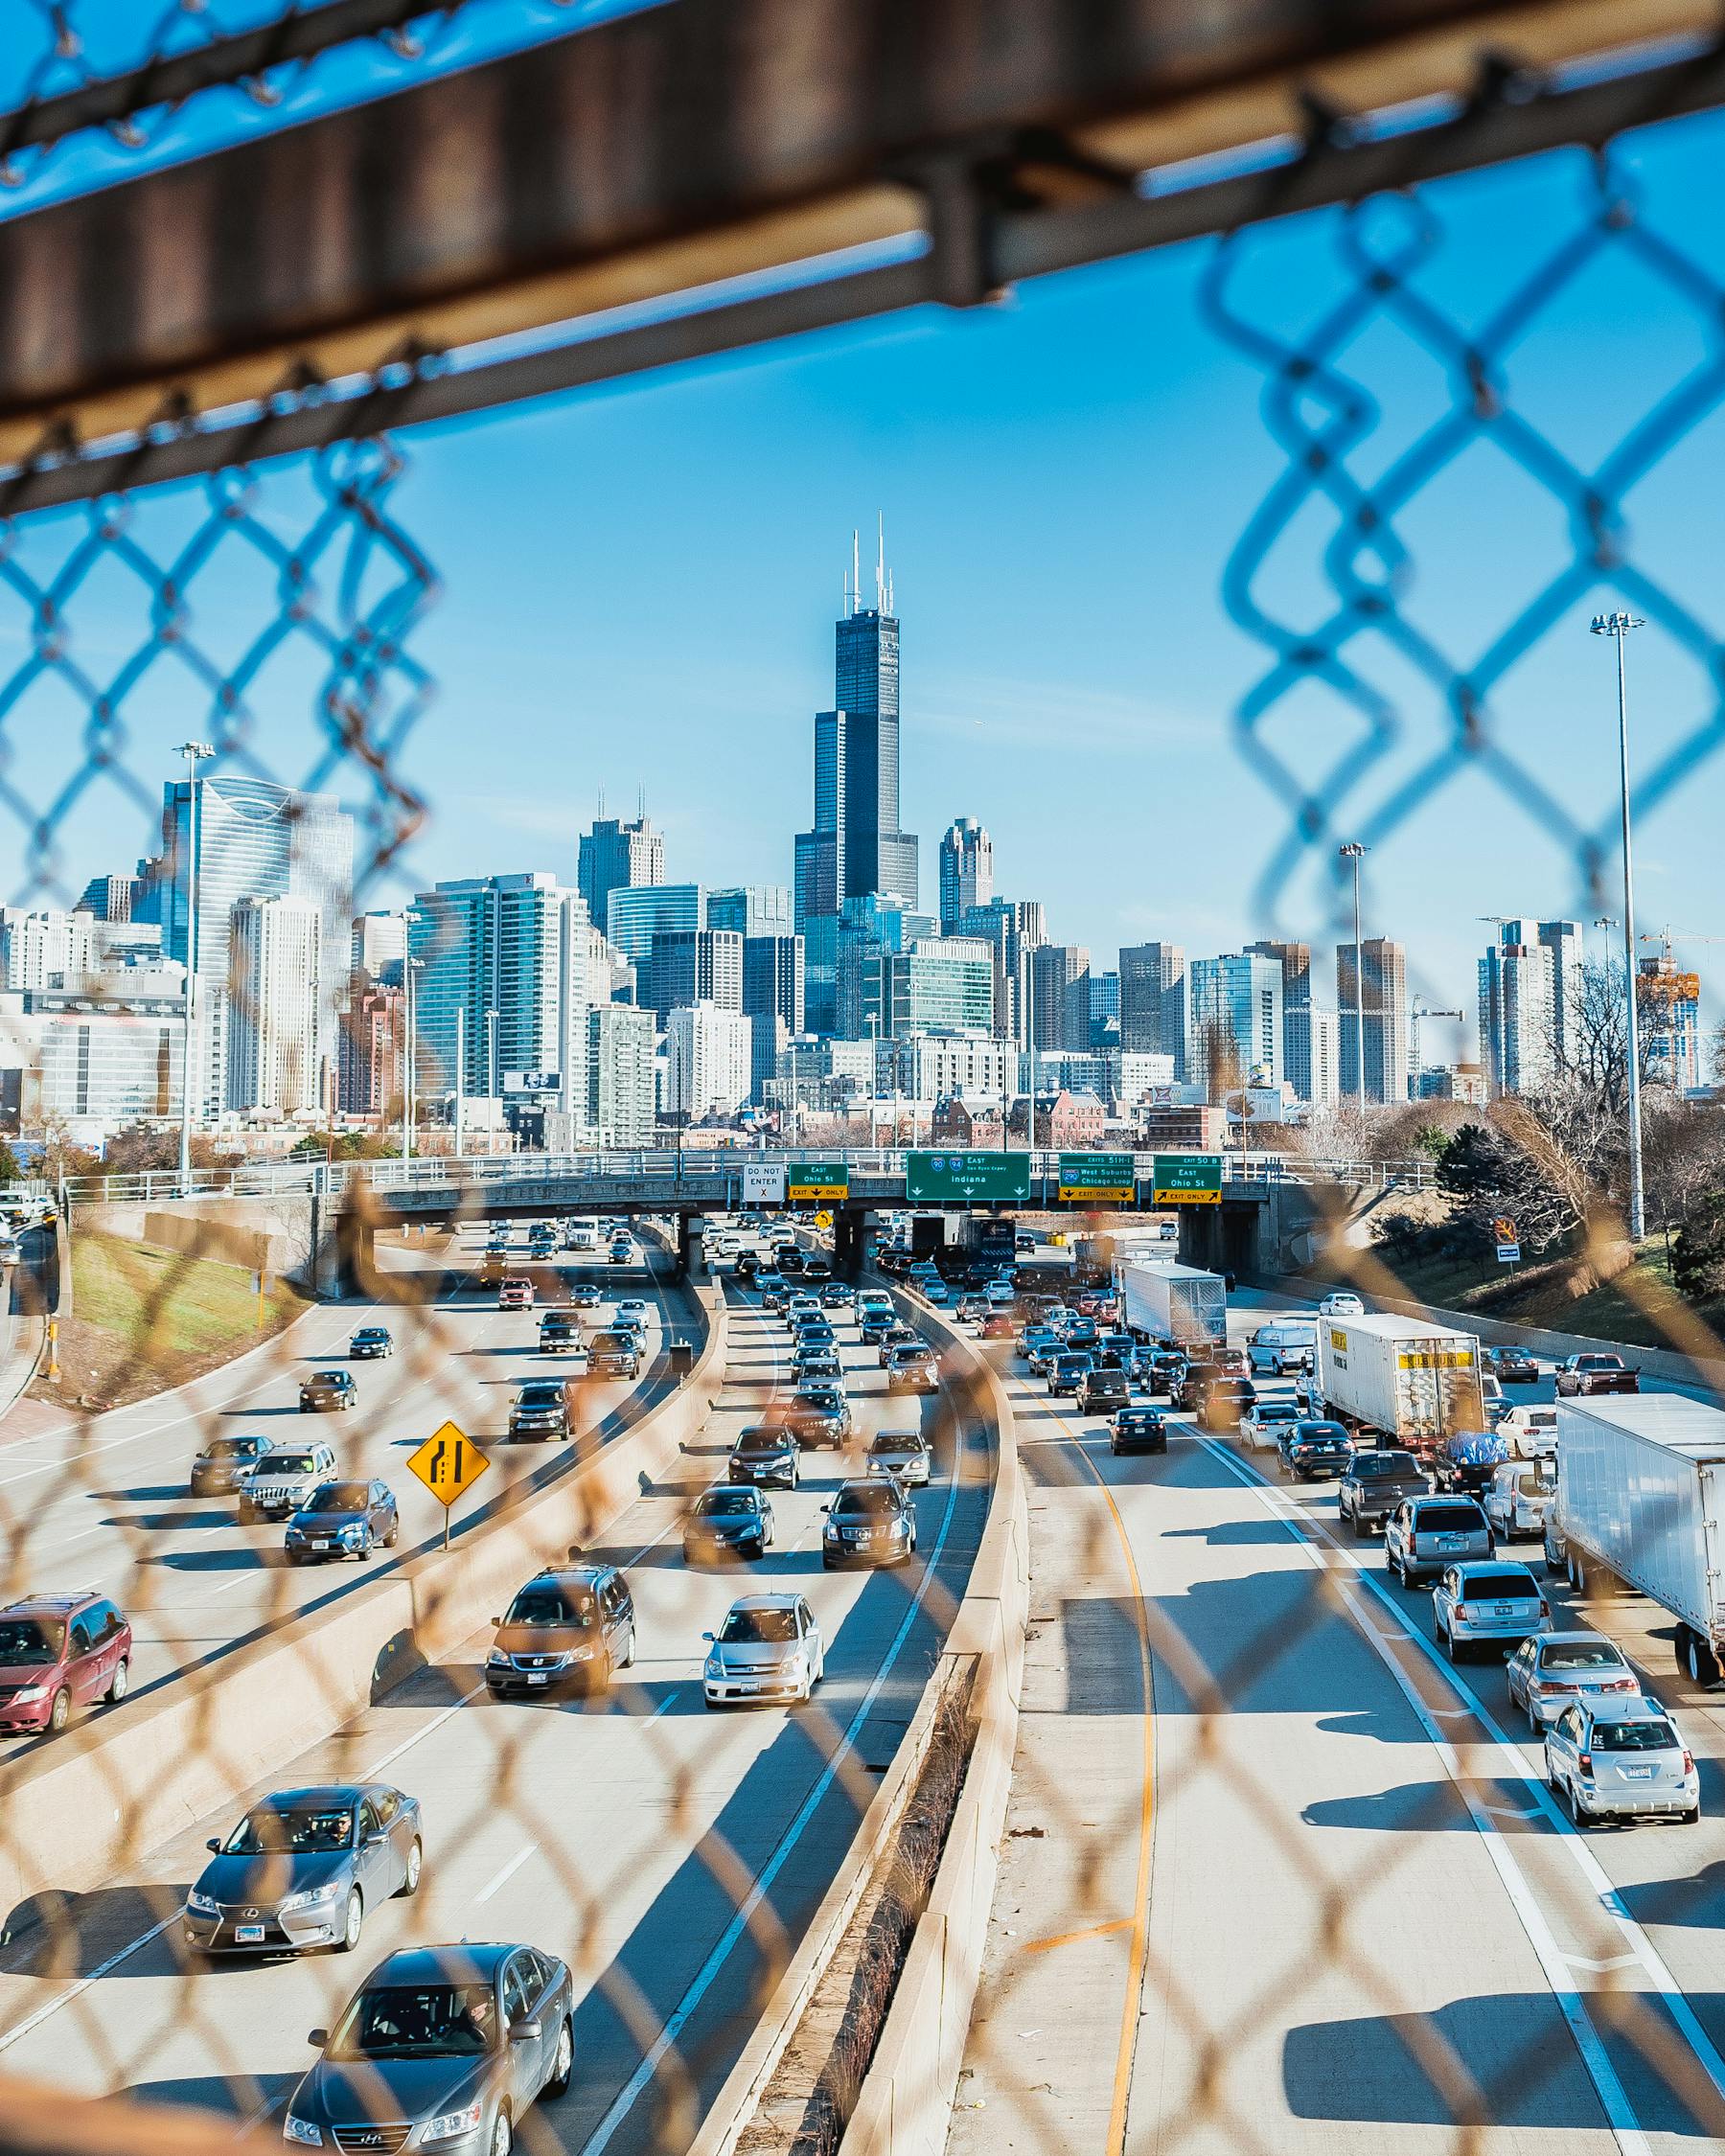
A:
1119,1261,1227,1348
1315,1313,1486,1448
1544,1392,1725,1685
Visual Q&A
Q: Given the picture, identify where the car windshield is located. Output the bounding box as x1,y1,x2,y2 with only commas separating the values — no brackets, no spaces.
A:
1294,1422,1345,1440
793,1391,839,1410
518,1386,564,1407
1460,1570,1535,1600
590,1332,631,1351
331,1982,497,2060
736,1431,788,1456
1416,1504,1485,1532
205,1439,261,1459
0,1617,62,1664
264,1454,319,1475
354,1330,386,1344
1543,1640,1624,1670
719,1607,798,1644
1518,1471,1556,1496
1354,1456,1416,1479
836,1485,900,1517
505,1587,595,1628
697,1491,758,1517
312,1372,346,1386
870,1434,924,1455
1594,1719,1678,1752
305,1483,371,1512
226,1803,355,1854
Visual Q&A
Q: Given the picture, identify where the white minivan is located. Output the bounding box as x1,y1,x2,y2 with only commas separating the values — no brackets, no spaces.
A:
1247,1320,1318,1375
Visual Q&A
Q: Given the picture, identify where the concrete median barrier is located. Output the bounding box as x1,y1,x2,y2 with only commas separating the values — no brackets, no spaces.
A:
0,1279,727,1930
689,1287,1027,2156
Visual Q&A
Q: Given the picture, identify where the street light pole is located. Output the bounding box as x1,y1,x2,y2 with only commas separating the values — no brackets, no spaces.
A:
1591,609,1648,1242
1339,842,1368,1109
174,742,215,1183
454,1004,465,1158
486,1008,499,1099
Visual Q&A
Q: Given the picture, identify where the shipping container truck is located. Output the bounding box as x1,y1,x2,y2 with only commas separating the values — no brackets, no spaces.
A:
958,1213,1020,1268
1315,1314,1486,1448
909,1213,958,1260
1544,1392,1725,1684
1119,1261,1227,1348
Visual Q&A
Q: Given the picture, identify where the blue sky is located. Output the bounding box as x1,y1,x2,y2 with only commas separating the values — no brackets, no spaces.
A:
2,29,1721,1055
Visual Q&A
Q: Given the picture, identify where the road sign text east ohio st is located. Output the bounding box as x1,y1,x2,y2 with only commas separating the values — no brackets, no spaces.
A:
788,1161,849,1201
1151,1155,1223,1205
1057,1152,1136,1203
906,1152,1033,1204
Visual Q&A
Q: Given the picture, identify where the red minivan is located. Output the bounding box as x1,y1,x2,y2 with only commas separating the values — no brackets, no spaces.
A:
0,1593,132,1735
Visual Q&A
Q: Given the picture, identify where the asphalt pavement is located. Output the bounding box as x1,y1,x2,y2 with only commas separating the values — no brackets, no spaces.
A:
0,1224,687,1732
0,1234,995,2156
950,1286,1725,2155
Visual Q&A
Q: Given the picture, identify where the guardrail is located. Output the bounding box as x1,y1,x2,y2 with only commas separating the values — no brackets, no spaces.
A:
12,1148,1436,1209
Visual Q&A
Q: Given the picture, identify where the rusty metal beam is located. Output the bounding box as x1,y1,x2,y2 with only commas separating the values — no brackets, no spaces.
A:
0,0,1714,464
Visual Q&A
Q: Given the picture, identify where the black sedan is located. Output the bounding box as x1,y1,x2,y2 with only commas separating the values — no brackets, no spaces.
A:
728,1427,800,1489
822,1479,917,1569
189,1433,270,1496
1276,1420,1353,1480
1111,1408,1168,1456
299,1369,357,1412
684,1486,774,1563
1485,1344,1540,1385
781,1387,853,1447
287,1942,574,2152
285,1479,400,1563
183,1783,421,1957
349,1326,394,1360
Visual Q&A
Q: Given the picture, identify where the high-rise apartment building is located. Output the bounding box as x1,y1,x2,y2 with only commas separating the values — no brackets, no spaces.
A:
958,899,1044,1049
0,908,97,993
158,774,354,1120
228,896,322,1113
937,818,993,932
577,814,664,939
351,910,407,985
606,883,703,966
78,875,140,923
1118,942,1186,1074
879,938,995,1040
743,933,804,1097
707,885,793,938
339,981,404,1119
587,1003,656,1143
1030,943,1091,1053
1477,918,1583,1096
1189,953,1284,1093
1338,936,1410,1104
1283,1001,1340,1107
1638,954,1703,1092
1088,969,1119,1046
794,532,919,935
664,1001,750,1120
648,929,743,1021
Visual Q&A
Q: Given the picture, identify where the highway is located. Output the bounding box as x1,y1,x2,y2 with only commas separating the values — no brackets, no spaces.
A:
951,1286,1725,2155
0,1236,996,2154
0,1222,687,1730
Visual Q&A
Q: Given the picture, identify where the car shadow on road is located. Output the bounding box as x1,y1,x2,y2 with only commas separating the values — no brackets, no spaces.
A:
118,2073,298,2122
99,1509,232,1532
0,1882,192,1980
90,1485,191,1503
1159,1520,1297,1546
153,1548,288,1571
1615,1857,1725,1930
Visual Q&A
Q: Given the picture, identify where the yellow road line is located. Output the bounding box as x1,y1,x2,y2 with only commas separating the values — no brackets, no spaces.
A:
1021,1914,1134,1956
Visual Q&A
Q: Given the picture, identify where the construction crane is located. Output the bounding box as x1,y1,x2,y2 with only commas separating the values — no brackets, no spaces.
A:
1640,926,1725,964
1412,1006,1465,1073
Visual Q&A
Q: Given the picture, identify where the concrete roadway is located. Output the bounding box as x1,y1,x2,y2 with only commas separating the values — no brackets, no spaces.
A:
0,1222,684,1737
0,1245,995,2156
950,1287,1725,2156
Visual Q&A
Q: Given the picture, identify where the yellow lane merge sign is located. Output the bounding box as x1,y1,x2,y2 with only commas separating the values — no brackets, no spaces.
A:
407,1420,491,1507
815,1209,834,1229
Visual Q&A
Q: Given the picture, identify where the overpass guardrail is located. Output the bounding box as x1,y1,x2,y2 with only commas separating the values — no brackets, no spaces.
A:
12,1149,1438,1209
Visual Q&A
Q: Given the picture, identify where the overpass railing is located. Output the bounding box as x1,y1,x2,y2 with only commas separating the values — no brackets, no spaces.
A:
22,1149,1437,1210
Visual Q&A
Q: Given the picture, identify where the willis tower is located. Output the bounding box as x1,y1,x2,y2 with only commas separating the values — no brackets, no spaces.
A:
794,522,919,929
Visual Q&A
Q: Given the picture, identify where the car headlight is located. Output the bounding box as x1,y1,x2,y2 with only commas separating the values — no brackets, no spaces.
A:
421,2101,484,2145
185,1890,218,1916
10,1684,46,1704
279,1882,344,1914
338,1522,365,1538
488,1647,510,1666
703,1655,723,1679
282,2115,324,2146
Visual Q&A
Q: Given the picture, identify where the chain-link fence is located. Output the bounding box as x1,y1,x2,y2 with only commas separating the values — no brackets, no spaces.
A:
0,10,1724,2156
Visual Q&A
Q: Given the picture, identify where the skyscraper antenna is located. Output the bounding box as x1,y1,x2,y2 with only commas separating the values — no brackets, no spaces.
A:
597,785,606,818
637,782,645,821
876,513,886,612
850,529,861,615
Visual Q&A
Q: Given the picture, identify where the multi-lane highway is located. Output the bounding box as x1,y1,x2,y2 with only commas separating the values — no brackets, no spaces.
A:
0,1227,995,2155
950,1285,1725,2153
0,1223,686,1725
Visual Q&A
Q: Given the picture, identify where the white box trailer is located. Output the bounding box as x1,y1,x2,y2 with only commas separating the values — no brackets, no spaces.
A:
1546,1393,1725,1683
1119,1260,1226,1347
1316,1314,1486,1446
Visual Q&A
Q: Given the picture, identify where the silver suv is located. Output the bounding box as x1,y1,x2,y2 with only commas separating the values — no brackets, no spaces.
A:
1543,1695,1699,1825
1431,1561,1549,1662
1384,1495,1492,1585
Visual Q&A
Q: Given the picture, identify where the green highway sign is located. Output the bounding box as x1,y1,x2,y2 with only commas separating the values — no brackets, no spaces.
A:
1057,1152,1137,1203
905,1151,1032,1204
1151,1154,1223,1205
788,1160,849,1201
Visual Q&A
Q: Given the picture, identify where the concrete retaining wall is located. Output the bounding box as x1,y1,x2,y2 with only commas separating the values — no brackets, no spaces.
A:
0,1280,727,1931
76,1196,315,1287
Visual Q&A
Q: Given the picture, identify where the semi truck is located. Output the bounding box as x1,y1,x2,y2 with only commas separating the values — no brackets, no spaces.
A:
1315,1314,1486,1448
1543,1392,1725,1685
1119,1260,1227,1348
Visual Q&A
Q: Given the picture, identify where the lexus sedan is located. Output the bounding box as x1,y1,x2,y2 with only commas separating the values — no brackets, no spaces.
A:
188,1433,269,1496
683,1486,774,1564
285,1480,400,1564
285,1942,574,2151
349,1326,394,1360
184,1783,421,1957
299,1369,357,1413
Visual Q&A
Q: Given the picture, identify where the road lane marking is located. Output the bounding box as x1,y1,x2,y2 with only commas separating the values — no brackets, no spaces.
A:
474,1844,538,1904
1021,1915,1134,1956
0,1917,177,2053
577,1368,969,2156
1197,1432,1725,2137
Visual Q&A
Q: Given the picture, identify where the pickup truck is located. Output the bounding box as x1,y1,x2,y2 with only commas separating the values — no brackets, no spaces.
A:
1336,1448,1429,1538
1554,1353,1641,1397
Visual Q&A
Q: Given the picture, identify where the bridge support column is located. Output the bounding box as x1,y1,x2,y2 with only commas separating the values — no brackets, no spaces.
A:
676,1211,693,1280
834,1209,864,1280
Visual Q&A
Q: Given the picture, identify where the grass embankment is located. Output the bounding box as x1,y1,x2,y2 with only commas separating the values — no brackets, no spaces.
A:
1377,1241,1725,1357
34,1230,311,1411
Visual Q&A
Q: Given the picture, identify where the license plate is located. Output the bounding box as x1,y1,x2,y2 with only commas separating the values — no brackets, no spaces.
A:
1622,1765,1654,1780
311,1540,330,1551
1494,1605,1513,1617
527,1673,547,1686
235,1924,265,1944
1437,1535,1464,1548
